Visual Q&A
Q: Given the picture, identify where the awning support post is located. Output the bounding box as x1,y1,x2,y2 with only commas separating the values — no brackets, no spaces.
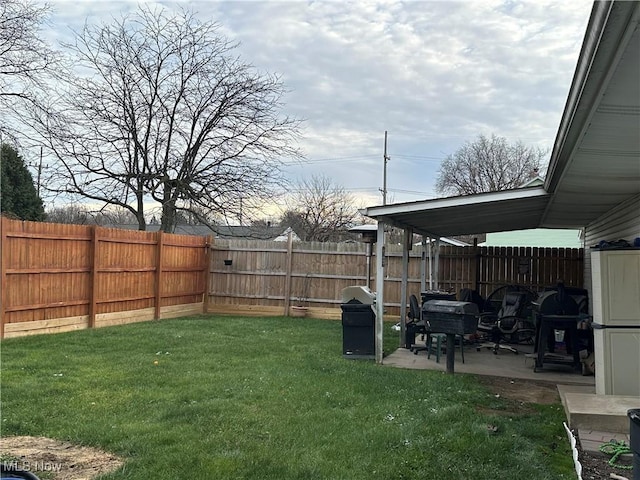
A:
375,222,385,364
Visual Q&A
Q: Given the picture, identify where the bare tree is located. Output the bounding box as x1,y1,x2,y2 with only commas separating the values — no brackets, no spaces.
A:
45,204,139,225
95,207,138,226
45,204,96,225
281,175,359,242
0,0,59,137
435,134,545,196
27,6,301,232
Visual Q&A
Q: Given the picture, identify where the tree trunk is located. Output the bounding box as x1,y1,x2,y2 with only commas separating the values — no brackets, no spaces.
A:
160,188,176,233
136,211,146,231
136,186,146,230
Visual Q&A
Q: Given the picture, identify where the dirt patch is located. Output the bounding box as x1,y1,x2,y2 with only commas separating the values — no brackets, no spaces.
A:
0,436,123,480
579,449,633,480
476,375,560,404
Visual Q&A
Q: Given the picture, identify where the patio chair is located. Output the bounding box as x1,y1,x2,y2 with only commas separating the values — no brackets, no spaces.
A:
459,287,485,312
476,291,533,354
405,294,426,351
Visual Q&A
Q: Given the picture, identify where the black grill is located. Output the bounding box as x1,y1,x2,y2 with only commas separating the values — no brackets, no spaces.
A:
533,290,581,316
422,300,479,335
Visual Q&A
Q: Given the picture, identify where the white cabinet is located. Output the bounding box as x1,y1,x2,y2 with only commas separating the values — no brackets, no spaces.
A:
591,249,640,396
594,328,640,396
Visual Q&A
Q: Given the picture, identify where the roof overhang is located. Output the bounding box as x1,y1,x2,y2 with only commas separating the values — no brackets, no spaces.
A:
542,1,640,228
361,187,550,238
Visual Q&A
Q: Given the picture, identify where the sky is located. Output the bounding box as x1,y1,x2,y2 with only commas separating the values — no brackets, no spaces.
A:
41,0,594,211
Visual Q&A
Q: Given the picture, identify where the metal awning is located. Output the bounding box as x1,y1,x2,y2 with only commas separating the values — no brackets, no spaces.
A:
362,187,550,238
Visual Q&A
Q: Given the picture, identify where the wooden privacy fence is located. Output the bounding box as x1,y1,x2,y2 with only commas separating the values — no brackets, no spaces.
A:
0,217,209,338
0,218,584,338
207,238,584,319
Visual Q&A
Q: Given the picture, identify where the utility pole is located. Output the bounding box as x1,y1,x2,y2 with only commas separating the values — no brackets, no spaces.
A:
381,131,390,205
36,147,43,196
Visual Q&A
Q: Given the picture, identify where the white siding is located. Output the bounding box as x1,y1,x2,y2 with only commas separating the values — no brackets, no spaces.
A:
584,193,640,306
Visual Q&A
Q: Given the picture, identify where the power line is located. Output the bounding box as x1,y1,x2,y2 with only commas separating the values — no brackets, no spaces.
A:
392,154,445,161
282,155,376,166
387,188,435,196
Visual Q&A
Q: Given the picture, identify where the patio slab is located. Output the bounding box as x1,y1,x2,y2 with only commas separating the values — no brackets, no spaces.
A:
383,343,595,386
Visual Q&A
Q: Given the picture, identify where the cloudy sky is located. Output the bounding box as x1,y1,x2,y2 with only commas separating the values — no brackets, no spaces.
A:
44,0,593,209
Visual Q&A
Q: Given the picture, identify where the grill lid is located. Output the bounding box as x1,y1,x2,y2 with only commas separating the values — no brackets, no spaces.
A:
534,291,579,315
422,300,479,315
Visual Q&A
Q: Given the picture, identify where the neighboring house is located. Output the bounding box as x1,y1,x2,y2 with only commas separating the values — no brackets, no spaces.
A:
103,223,291,240
480,228,583,248
272,227,302,242
208,224,288,240
362,0,640,400
437,237,471,247
351,223,470,247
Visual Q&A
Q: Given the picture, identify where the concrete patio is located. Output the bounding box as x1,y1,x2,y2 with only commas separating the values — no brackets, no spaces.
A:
384,340,594,385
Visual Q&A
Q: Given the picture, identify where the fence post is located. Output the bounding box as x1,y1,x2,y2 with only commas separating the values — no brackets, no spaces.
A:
283,231,293,315
0,217,7,339
203,235,212,313
155,231,164,320
88,225,99,329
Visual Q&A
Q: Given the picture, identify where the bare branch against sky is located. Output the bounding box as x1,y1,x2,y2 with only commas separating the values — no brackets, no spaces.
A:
0,0,61,139
24,5,302,232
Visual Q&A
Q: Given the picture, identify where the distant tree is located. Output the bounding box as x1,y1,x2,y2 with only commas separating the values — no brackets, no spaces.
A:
27,5,300,233
95,207,138,225
45,204,95,225
0,0,60,138
281,175,359,242
435,134,545,196
0,143,45,220
174,205,221,226
45,205,142,225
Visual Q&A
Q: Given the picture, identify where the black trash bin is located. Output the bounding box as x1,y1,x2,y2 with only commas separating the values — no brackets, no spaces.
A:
341,286,376,359
629,408,640,479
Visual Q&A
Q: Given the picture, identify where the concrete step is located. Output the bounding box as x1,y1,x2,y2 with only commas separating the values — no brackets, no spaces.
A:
558,384,639,433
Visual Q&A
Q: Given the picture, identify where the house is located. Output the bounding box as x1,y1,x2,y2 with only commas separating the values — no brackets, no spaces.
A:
362,0,640,405
103,223,292,240
480,228,583,248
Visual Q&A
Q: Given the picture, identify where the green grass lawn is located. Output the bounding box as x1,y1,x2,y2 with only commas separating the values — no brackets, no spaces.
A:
0,316,574,479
